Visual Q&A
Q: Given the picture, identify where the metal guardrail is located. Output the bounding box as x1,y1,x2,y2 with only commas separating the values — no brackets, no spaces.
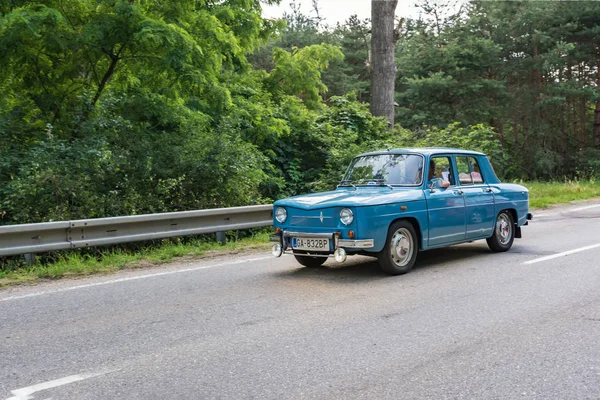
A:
0,205,273,258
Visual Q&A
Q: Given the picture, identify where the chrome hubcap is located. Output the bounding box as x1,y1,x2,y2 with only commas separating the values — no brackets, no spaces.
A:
390,228,413,267
496,214,512,245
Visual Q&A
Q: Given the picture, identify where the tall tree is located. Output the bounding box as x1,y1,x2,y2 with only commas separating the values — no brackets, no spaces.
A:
370,0,398,127
0,0,279,139
331,16,372,102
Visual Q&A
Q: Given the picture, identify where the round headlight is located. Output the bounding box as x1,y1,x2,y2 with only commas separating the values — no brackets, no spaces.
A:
340,208,354,225
275,207,287,223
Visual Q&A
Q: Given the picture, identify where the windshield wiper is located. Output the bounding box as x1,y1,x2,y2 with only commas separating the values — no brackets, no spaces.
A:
337,180,357,189
372,178,394,190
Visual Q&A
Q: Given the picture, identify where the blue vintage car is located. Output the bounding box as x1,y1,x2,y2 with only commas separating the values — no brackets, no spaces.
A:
270,148,532,275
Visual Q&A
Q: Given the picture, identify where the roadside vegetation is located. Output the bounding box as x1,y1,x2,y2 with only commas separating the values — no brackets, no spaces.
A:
526,179,600,209
3,1,600,228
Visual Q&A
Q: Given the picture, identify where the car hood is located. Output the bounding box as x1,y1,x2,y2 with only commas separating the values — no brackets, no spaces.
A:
274,187,424,209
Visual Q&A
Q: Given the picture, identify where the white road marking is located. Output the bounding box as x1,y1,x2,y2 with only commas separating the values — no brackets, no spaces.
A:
523,243,600,265
569,203,600,212
0,255,272,303
5,370,115,400
535,203,600,218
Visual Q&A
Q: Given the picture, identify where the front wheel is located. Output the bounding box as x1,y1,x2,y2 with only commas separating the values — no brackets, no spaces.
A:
377,220,419,275
487,211,515,252
293,252,327,268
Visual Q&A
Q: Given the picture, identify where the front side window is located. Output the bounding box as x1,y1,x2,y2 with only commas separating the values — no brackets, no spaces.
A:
428,156,455,187
457,156,484,185
341,154,425,186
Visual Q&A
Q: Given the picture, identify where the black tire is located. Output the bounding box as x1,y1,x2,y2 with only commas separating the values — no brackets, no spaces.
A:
293,252,327,268
487,211,515,252
377,220,419,275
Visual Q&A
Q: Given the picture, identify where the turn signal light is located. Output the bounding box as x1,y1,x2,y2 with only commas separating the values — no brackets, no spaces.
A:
348,230,355,238
275,227,281,234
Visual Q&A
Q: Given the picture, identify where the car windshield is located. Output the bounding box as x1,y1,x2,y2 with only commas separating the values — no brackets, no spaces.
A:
341,154,424,186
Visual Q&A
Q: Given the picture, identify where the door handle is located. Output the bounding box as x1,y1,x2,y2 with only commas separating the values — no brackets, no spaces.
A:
454,189,464,195
483,188,493,193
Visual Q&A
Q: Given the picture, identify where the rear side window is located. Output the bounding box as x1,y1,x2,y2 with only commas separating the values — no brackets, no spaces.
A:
456,156,484,185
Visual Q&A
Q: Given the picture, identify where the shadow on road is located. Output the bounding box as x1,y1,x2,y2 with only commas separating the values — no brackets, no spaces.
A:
273,243,494,282
415,244,492,270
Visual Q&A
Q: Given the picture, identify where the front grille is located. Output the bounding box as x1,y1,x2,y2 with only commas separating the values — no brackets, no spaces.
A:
289,208,337,228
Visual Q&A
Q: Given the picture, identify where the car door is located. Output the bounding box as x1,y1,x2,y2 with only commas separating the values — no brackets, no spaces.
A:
424,155,467,247
456,155,496,240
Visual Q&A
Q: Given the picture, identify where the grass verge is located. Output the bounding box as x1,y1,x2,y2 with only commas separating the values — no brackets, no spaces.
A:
523,179,600,209
0,232,272,288
2,180,600,288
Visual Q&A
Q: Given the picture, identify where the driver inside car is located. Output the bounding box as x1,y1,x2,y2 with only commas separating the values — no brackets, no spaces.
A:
428,159,450,189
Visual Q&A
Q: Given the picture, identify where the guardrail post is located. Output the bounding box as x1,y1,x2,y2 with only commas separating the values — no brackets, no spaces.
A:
24,253,36,267
216,231,226,245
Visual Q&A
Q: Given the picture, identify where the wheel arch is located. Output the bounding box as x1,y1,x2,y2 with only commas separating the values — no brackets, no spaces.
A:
501,208,517,224
489,208,517,238
389,217,423,250
487,208,517,252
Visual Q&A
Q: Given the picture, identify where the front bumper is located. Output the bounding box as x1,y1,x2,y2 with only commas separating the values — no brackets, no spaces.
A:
270,230,374,260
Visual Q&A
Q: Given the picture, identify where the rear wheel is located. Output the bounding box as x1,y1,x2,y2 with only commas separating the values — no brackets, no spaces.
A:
377,220,418,275
293,251,327,268
487,211,515,252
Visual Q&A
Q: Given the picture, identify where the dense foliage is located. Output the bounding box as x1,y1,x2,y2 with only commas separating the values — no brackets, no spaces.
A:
1,0,600,225
394,1,600,180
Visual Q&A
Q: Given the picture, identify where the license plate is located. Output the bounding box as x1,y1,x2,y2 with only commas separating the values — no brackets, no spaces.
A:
292,237,330,251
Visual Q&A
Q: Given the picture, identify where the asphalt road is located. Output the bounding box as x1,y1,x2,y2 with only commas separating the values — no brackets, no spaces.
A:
1,202,599,400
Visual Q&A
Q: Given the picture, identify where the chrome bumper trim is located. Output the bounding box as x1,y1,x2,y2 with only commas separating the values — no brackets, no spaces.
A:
338,239,374,248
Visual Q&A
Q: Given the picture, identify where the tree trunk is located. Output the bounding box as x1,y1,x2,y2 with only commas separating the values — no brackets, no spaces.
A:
579,97,586,146
512,108,518,148
370,0,398,128
594,52,600,147
565,57,573,153
93,54,119,106
594,100,600,148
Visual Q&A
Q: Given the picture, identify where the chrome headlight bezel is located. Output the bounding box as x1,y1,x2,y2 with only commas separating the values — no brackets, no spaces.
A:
275,207,287,223
340,208,354,225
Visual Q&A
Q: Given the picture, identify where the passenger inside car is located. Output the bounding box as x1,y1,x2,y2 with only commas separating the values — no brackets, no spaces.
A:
471,163,483,183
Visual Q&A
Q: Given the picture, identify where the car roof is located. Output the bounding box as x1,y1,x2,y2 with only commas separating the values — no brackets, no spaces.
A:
356,147,486,157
